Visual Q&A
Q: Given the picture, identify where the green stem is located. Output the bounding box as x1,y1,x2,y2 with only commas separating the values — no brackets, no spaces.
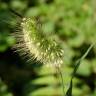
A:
56,66,65,96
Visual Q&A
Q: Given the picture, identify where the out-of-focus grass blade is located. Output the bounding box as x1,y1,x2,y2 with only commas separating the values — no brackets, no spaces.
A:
66,79,72,96
65,43,95,96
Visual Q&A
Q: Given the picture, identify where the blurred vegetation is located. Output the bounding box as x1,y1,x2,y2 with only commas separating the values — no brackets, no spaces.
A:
0,0,96,96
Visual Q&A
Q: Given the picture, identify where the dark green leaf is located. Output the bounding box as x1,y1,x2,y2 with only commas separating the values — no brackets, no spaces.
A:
65,43,95,96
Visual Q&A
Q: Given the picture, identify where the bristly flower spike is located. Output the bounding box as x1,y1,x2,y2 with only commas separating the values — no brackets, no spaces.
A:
13,17,64,67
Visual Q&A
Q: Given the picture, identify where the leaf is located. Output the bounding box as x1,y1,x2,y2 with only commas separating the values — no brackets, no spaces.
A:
66,79,73,96
32,75,57,85
38,65,56,75
65,43,95,96
28,86,63,96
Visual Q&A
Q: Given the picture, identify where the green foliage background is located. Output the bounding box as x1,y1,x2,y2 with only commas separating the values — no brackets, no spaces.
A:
0,0,96,96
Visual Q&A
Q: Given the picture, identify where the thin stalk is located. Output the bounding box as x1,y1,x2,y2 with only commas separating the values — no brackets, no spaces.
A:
56,66,65,96
9,8,23,18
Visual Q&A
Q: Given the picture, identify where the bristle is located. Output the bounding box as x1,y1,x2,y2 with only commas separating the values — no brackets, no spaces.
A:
12,17,64,67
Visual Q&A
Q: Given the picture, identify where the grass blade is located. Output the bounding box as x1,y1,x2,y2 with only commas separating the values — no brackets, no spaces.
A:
65,43,95,96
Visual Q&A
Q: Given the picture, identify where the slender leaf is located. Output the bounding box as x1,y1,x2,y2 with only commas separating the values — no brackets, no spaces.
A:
65,43,95,96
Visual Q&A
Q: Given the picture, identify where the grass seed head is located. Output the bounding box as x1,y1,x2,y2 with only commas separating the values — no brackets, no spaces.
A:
13,17,64,67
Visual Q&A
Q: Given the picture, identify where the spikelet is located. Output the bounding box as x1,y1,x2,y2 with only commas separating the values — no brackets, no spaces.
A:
13,17,64,67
